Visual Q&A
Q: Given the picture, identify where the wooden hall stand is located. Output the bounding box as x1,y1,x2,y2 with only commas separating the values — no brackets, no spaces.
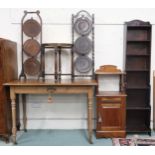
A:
4,79,97,144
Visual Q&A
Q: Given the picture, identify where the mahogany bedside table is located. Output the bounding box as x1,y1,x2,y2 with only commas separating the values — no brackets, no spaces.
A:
95,65,126,138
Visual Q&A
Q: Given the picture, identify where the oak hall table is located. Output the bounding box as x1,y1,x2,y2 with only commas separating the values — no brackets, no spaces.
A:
4,79,97,144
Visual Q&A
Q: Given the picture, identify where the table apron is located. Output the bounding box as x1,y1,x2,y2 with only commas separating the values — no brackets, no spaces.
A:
11,86,94,95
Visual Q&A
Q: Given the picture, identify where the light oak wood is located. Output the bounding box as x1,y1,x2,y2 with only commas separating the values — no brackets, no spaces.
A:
4,79,97,86
4,79,97,144
96,91,127,97
95,65,125,75
10,87,16,144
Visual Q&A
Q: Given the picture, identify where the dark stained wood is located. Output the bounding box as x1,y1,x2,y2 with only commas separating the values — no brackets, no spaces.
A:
16,95,20,131
20,11,42,80
42,43,72,48
125,20,150,26
0,38,18,140
55,48,58,81
127,29,150,41
127,42,150,55
124,20,151,134
126,57,149,71
126,72,149,88
22,94,27,132
40,43,73,81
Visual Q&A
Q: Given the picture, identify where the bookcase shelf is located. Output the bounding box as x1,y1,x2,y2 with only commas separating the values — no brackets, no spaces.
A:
124,20,151,135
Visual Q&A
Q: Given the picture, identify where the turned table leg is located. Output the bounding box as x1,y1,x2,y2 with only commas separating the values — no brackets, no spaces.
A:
88,88,93,144
22,94,27,132
10,87,17,144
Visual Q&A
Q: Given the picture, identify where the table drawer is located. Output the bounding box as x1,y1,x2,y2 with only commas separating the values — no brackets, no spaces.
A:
97,96,122,103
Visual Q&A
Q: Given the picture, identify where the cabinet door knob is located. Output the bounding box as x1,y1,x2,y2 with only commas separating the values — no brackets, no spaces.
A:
98,113,102,123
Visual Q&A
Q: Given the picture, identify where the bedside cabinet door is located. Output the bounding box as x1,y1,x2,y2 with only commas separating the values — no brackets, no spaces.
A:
0,100,5,133
97,102,125,131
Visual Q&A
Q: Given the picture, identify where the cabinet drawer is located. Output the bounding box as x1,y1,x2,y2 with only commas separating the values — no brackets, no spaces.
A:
100,103,121,109
97,96,122,103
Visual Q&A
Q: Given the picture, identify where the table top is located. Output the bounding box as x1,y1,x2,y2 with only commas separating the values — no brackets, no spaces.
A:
95,72,126,75
4,79,97,86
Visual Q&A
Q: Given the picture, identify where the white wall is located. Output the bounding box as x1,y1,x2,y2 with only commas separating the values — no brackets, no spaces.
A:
1,8,155,129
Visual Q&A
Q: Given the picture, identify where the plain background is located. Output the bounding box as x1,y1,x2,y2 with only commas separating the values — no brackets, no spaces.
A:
1,8,155,130
1,0,155,154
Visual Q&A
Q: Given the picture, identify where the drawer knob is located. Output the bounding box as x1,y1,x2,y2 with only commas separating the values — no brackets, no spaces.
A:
47,87,56,103
98,113,102,123
47,87,56,93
